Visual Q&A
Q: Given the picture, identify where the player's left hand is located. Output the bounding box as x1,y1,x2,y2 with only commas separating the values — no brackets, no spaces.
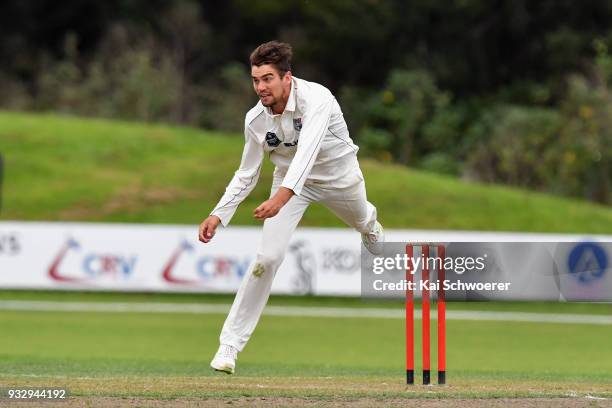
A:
253,198,283,220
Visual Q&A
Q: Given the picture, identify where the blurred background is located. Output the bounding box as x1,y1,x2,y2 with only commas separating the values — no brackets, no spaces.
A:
0,0,611,214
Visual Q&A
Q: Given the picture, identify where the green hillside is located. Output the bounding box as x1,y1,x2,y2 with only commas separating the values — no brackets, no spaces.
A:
0,111,610,233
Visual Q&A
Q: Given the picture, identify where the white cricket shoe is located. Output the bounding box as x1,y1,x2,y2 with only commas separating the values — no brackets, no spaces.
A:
210,344,238,374
362,221,385,255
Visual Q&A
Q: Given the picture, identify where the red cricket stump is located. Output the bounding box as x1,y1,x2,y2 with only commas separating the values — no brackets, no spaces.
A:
406,243,446,386
405,244,414,385
437,245,446,385
422,245,431,385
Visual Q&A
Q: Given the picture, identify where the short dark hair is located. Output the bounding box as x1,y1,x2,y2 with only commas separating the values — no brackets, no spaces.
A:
250,41,292,77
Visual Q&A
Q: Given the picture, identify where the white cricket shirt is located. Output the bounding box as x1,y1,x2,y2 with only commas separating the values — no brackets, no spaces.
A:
211,76,362,226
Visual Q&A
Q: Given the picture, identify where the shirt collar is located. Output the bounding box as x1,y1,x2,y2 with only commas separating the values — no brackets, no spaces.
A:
285,78,296,112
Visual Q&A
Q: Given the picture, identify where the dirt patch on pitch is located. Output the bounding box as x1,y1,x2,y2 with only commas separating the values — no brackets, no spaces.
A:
2,376,610,407
4,397,611,407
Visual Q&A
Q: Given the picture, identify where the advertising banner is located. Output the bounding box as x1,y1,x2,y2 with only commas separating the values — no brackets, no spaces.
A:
0,221,610,298
361,242,612,301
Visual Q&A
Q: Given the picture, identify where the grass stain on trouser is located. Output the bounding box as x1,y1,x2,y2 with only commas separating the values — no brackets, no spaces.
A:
252,264,265,277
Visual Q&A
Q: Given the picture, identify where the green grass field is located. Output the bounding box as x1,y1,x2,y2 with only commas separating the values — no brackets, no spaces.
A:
0,291,611,406
1,111,612,233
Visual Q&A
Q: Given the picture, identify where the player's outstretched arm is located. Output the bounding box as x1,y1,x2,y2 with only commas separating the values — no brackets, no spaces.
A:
203,125,264,236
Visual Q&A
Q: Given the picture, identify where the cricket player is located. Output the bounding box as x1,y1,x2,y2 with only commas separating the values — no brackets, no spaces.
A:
199,41,384,374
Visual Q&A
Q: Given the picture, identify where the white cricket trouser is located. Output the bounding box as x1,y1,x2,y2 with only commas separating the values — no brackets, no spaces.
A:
219,177,377,351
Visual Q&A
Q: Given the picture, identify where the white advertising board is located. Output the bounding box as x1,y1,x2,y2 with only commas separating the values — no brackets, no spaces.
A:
0,221,610,297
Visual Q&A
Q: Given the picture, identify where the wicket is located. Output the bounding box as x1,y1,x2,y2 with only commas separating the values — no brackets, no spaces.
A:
405,243,446,385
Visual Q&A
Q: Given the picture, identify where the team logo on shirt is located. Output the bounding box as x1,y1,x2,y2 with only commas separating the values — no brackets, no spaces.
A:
265,132,281,147
293,118,303,131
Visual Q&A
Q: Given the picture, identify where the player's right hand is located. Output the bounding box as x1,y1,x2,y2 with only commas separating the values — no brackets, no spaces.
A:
199,215,221,243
